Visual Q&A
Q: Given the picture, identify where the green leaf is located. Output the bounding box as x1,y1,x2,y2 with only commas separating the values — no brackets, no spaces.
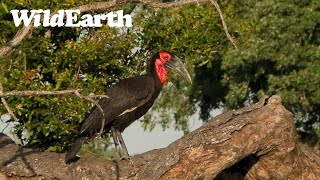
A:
1,2,9,13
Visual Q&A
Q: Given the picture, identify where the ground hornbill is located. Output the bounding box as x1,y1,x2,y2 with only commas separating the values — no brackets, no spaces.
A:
65,50,192,163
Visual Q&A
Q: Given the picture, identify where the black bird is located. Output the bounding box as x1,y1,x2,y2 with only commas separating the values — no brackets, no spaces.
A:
65,50,192,163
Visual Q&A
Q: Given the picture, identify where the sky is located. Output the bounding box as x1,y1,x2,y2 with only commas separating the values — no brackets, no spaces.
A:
122,108,222,155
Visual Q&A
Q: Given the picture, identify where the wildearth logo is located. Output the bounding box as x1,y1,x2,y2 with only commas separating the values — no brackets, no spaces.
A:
10,9,133,27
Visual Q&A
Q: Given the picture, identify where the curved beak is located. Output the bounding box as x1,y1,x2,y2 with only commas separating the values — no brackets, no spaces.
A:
164,56,192,84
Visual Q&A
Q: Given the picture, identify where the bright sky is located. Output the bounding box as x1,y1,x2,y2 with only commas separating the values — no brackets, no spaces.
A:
123,108,222,155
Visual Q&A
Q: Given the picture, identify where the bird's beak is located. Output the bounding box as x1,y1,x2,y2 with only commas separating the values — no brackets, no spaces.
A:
164,56,192,84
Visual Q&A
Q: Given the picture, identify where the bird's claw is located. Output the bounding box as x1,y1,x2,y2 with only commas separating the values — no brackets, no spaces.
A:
119,155,134,166
120,155,130,160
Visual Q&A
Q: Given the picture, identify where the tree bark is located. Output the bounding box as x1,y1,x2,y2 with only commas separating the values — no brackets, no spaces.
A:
0,95,319,179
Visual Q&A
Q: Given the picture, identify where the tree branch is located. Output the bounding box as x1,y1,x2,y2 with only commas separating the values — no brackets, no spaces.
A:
74,89,107,134
138,0,208,8
210,0,238,50
0,86,108,123
0,89,83,98
0,24,33,57
0,84,19,122
0,96,319,179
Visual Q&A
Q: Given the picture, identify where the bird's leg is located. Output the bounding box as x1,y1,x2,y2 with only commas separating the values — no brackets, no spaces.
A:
115,130,131,160
111,127,122,159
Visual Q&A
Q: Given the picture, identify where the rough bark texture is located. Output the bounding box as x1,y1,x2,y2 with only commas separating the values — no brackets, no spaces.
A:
0,95,319,179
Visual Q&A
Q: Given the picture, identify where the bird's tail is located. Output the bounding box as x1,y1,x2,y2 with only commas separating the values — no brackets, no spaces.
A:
65,136,87,164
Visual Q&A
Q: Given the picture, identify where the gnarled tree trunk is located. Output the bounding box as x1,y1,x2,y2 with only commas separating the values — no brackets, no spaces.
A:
0,95,319,179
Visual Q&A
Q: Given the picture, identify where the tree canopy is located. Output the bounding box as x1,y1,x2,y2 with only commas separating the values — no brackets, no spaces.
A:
223,0,320,145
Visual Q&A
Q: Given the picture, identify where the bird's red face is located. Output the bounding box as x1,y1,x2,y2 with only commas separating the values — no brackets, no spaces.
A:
159,51,172,63
155,50,192,84
155,51,170,84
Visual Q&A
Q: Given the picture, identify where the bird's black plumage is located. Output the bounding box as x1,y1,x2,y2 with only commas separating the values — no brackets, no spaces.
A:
65,50,190,163
80,75,161,134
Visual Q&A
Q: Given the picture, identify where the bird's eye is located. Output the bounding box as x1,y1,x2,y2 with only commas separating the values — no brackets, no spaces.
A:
164,56,169,60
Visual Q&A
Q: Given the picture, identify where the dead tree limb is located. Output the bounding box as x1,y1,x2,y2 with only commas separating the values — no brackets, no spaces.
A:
0,84,19,122
0,95,319,179
0,88,82,98
0,85,108,123
210,0,238,50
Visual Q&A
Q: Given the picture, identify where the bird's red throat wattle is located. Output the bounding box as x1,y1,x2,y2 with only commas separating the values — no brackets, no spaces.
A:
155,59,168,84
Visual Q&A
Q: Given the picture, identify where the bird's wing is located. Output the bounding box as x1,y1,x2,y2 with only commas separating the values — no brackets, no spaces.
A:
80,75,155,134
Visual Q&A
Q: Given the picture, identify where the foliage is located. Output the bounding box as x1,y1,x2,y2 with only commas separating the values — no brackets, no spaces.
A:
1,0,140,151
1,0,234,151
222,0,320,145
135,2,232,131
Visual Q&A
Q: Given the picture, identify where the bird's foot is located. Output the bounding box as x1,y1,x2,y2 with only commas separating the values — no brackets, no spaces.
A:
119,154,131,161
119,155,134,166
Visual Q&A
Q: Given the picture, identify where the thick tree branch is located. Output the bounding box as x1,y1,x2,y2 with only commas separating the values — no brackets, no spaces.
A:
0,96,319,179
0,25,33,57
